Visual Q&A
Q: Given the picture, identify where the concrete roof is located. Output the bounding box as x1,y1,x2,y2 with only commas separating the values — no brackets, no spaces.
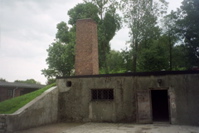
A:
0,81,45,89
57,70,199,79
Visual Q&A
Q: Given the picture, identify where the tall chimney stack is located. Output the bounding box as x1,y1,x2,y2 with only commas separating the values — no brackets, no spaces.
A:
75,19,99,75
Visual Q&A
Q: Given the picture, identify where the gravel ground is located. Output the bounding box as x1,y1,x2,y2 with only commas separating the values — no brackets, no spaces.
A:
12,122,199,133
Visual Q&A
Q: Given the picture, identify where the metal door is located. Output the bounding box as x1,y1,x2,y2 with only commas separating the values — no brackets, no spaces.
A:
136,90,152,123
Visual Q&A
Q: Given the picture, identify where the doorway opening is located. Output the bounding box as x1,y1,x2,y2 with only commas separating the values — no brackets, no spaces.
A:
151,90,169,122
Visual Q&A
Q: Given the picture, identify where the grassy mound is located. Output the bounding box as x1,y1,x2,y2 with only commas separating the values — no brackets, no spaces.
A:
0,83,56,114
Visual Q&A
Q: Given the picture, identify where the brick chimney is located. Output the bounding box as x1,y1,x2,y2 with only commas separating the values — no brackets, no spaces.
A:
75,19,99,75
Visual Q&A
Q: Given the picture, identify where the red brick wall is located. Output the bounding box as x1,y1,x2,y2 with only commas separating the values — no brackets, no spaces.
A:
0,87,11,102
0,87,35,102
75,19,99,75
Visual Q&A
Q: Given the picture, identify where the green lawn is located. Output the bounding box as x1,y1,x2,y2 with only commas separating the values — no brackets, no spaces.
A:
0,83,56,114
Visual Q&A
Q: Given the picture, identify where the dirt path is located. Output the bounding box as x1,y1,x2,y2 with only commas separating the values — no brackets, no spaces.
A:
11,123,199,133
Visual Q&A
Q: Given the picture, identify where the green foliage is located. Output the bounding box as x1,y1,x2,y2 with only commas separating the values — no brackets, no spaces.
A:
0,78,6,82
46,78,56,85
14,79,41,84
172,45,188,70
74,1,121,73
68,2,100,25
120,48,133,72
120,0,167,72
42,1,121,79
0,83,56,114
42,42,74,78
176,0,199,68
42,21,75,79
56,21,71,43
103,50,126,73
98,11,121,73
42,0,199,75
137,40,169,72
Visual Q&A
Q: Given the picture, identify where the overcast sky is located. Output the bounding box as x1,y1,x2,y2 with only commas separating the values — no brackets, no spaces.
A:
0,0,183,84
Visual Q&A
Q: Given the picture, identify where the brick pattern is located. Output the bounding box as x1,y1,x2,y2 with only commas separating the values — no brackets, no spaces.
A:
0,87,37,102
75,19,99,75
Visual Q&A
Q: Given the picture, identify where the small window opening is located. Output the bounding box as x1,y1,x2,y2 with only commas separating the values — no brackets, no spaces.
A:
66,81,72,87
91,89,114,100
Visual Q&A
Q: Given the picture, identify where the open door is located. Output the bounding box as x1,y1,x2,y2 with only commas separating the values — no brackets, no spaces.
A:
136,90,152,124
151,90,169,122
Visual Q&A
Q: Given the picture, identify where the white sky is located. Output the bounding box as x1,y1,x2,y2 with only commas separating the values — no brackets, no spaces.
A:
0,0,183,84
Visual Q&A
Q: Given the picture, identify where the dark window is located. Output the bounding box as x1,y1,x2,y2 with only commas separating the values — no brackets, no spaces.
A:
91,89,114,100
7,89,13,97
66,81,72,87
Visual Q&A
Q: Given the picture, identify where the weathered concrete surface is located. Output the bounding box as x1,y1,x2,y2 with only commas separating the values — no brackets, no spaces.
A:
4,86,59,132
13,123,199,133
57,72,199,125
0,115,6,133
13,123,82,133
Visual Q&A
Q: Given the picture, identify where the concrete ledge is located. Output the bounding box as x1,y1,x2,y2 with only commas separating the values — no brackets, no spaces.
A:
1,86,59,132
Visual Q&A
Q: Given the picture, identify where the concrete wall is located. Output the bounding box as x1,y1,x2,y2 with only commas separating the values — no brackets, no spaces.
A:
58,77,136,123
0,86,58,133
57,72,199,126
0,115,6,133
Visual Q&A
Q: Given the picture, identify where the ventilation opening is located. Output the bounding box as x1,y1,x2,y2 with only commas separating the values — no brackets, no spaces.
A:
66,81,72,87
151,90,169,122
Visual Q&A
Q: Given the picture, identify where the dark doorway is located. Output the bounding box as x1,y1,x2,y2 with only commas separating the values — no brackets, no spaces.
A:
151,90,169,122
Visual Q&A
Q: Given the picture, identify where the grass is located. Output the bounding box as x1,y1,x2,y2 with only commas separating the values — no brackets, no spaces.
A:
0,83,56,114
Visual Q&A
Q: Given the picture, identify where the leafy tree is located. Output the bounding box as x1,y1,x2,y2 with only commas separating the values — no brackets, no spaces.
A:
68,2,100,26
0,78,7,82
14,79,41,84
120,0,167,72
100,50,126,74
83,0,121,73
42,41,74,78
137,39,169,72
172,45,187,70
55,21,71,43
42,22,75,79
42,2,120,80
46,78,56,85
121,47,133,72
176,0,199,68
161,11,180,70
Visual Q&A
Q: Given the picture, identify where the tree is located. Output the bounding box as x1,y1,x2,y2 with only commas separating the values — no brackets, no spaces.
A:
42,41,74,78
0,78,7,82
42,22,75,79
68,2,100,26
121,47,133,72
100,50,126,74
137,39,169,72
161,11,179,70
14,79,41,84
172,45,187,70
56,21,71,43
176,0,199,68
42,2,121,80
83,0,121,73
120,0,168,72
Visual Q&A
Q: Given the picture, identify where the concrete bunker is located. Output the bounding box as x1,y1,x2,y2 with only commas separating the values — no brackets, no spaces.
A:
57,18,199,125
